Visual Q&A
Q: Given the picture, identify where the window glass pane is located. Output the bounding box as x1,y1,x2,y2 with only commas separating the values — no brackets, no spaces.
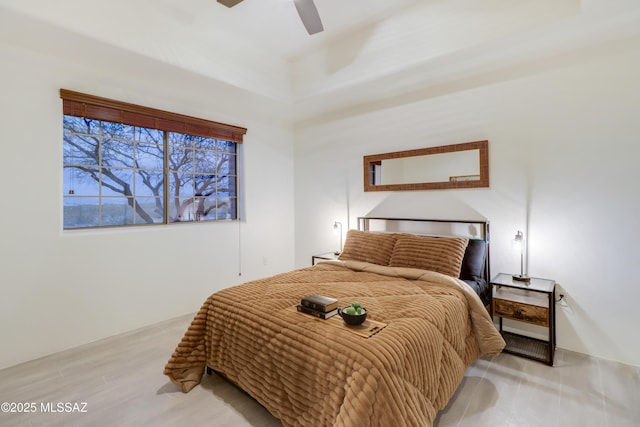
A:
192,197,209,221
101,198,134,226
169,197,200,222
194,174,215,195
198,196,233,220
195,151,220,173
102,122,134,140
217,176,236,195
168,145,193,172
169,132,194,148
226,197,237,220
135,197,164,224
64,135,100,167
64,116,100,136
228,176,237,194
170,174,194,197
135,171,164,197
200,197,217,221
218,140,236,153
212,153,234,175
197,137,217,150
64,198,100,228
102,139,134,169
136,144,163,170
136,127,163,143
102,169,134,196
64,167,100,196
226,154,236,174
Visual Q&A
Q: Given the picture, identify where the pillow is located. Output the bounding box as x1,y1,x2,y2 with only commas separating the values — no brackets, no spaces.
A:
460,239,487,280
389,235,469,277
338,230,398,266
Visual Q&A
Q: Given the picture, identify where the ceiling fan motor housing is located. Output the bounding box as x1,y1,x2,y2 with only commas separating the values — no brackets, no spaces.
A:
218,0,243,8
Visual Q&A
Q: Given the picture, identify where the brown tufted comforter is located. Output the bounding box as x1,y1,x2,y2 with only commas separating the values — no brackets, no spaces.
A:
164,261,505,427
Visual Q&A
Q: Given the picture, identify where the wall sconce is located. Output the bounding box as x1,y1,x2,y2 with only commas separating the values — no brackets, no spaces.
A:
512,230,530,282
333,221,343,255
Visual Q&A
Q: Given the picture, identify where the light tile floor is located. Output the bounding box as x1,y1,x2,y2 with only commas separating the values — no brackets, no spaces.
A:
0,313,638,427
436,346,640,426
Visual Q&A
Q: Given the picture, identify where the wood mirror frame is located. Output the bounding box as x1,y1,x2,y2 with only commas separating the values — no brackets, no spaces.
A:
363,140,489,192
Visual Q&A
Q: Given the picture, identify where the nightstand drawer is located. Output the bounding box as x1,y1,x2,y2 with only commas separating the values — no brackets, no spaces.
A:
493,298,549,327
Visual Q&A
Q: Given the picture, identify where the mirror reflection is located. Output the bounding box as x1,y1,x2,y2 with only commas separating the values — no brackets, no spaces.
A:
364,140,489,191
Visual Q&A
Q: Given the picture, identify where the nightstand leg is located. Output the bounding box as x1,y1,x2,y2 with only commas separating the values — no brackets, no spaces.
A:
549,291,556,366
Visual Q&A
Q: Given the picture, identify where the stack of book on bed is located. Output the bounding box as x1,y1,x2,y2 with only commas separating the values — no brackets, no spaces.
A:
297,295,339,319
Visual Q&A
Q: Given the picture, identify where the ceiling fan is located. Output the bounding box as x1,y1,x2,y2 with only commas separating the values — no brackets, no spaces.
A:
217,0,324,35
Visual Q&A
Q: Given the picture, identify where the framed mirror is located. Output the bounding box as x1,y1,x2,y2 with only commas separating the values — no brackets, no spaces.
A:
364,140,489,192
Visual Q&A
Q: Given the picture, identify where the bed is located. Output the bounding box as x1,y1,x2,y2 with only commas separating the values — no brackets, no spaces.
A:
164,217,505,427
357,217,493,307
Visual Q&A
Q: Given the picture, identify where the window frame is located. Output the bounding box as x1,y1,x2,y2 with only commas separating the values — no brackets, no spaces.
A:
61,89,247,230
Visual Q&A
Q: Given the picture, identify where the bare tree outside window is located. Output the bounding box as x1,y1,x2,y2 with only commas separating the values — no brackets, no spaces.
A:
63,116,237,229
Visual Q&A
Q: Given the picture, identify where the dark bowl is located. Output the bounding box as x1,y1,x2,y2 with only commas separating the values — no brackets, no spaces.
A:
338,307,367,325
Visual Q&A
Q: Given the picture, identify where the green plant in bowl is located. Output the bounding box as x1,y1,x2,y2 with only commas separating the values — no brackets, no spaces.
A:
345,302,362,314
339,302,367,325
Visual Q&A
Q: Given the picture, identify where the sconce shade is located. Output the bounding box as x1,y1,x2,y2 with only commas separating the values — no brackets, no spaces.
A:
512,230,530,283
333,221,343,255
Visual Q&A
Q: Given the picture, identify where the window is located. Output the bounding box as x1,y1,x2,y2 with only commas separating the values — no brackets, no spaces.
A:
61,89,246,229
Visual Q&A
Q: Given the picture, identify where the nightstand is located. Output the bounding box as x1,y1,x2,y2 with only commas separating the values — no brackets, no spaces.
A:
312,252,339,265
491,273,556,366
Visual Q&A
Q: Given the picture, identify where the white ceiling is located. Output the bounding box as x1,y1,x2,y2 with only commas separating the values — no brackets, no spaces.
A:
0,0,421,61
185,0,423,60
2,0,640,120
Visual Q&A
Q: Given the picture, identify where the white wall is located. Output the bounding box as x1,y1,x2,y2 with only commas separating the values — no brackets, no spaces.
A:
0,0,292,103
2,0,640,371
294,39,640,366
0,25,295,369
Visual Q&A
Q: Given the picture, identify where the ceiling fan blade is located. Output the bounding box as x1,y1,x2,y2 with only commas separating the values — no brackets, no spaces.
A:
293,0,324,35
217,0,244,7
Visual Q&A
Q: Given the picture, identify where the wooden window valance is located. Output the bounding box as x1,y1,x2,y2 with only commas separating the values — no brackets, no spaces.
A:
60,89,247,143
